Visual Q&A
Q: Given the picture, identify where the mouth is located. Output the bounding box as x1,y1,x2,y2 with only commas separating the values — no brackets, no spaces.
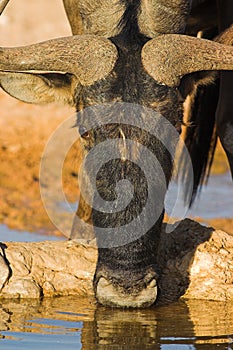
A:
95,277,157,308
94,266,158,308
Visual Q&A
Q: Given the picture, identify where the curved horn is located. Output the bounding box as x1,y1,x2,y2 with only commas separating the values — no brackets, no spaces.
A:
141,32,233,87
0,35,118,85
0,0,10,15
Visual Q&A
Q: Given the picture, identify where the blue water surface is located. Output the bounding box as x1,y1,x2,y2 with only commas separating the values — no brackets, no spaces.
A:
0,298,233,350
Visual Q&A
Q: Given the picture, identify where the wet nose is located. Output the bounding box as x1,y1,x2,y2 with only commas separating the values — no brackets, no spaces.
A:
96,277,157,308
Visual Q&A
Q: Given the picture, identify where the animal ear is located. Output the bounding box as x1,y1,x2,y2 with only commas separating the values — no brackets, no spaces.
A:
0,71,76,106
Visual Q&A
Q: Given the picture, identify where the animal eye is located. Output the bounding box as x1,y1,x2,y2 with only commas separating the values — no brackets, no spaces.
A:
78,125,90,139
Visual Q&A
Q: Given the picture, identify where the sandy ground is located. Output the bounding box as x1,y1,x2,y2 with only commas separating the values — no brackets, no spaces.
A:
0,1,232,236
0,1,78,234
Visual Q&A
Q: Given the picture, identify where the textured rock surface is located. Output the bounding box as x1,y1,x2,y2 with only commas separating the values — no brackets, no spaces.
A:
0,249,10,291
157,219,233,303
0,240,97,299
0,219,233,302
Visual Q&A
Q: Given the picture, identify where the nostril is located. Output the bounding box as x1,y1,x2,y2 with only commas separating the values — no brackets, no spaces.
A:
95,276,158,308
147,279,156,289
98,277,111,288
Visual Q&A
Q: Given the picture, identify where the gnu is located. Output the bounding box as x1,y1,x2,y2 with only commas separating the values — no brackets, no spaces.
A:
0,0,233,307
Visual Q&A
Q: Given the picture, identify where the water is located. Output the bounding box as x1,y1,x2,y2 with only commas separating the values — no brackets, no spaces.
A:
0,297,233,349
0,224,65,242
187,171,233,218
166,171,233,219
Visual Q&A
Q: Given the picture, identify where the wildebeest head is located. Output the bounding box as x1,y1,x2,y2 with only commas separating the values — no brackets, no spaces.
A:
1,0,233,307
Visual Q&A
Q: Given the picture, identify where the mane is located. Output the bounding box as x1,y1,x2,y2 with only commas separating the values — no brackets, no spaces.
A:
117,0,148,43
182,82,219,205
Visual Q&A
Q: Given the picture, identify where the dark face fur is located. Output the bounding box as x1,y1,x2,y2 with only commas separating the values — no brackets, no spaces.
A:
1,0,232,307
75,2,184,308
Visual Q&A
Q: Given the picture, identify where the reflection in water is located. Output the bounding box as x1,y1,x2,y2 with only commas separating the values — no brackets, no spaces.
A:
0,297,233,349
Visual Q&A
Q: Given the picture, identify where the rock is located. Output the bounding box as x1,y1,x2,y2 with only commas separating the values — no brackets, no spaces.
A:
157,220,233,303
1,278,42,299
0,244,10,291
0,240,97,299
0,219,233,302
